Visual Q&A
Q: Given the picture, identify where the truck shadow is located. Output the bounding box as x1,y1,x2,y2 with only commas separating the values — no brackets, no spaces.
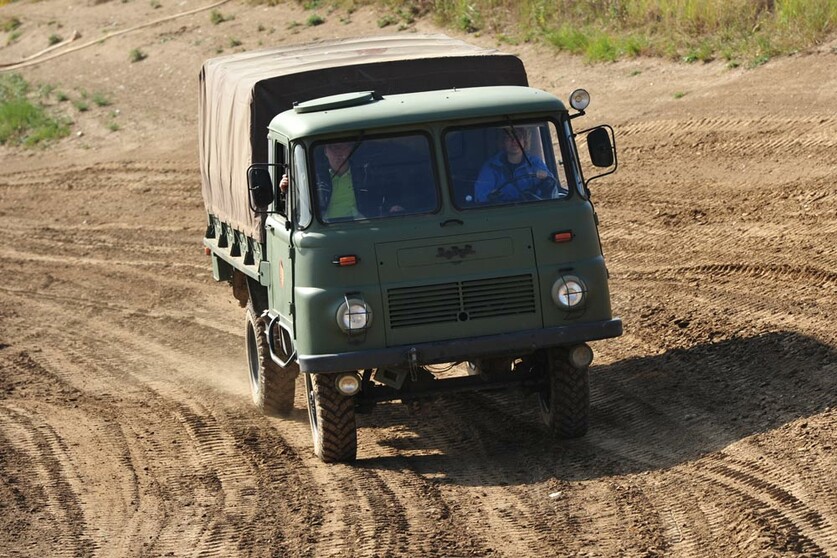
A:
354,331,835,485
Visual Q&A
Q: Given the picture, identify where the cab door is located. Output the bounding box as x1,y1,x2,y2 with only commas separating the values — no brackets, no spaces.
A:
265,140,295,328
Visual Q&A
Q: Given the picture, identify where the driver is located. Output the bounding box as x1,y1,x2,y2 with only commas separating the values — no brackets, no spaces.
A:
474,127,559,204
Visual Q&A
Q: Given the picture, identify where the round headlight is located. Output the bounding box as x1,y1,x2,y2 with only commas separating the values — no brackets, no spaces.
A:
569,88,590,111
551,275,586,309
336,298,372,333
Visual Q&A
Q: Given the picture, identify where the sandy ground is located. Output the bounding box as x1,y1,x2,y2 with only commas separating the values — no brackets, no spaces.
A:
1,1,836,556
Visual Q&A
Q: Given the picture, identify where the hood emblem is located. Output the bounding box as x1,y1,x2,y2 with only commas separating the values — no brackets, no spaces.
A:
437,244,475,260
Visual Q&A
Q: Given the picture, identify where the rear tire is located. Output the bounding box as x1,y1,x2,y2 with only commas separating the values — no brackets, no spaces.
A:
245,302,298,416
305,373,357,463
537,348,590,438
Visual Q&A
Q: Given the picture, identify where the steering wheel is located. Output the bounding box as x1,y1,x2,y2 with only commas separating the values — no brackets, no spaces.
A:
486,173,558,202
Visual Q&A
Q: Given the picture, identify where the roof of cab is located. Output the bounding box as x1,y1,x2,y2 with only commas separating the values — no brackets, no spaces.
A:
268,86,565,139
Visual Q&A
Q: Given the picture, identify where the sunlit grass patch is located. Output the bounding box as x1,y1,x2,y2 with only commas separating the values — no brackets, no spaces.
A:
0,74,70,147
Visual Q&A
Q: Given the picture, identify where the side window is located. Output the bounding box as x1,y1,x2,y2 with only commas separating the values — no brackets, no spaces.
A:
272,141,288,218
293,143,312,228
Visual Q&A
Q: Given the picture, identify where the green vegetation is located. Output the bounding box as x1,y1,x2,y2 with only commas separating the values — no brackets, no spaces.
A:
92,92,111,107
404,0,837,65
1,16,21,32
378,14,397,28
306,14,325,26
129,48,148,62
0,74,70,147
210,9,233,25
229,37,242,47
48,33,63,46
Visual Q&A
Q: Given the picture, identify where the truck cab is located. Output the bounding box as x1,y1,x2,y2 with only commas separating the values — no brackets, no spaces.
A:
200,36,621,462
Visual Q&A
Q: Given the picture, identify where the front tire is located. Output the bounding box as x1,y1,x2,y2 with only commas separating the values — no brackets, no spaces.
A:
537,348,590,438
305,373,357,463
245,302,298,416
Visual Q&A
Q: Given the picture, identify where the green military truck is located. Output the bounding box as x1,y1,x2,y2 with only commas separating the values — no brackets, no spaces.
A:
199,35,622,462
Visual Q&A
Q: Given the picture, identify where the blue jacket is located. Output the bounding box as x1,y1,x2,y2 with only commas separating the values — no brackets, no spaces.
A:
474,152,556,203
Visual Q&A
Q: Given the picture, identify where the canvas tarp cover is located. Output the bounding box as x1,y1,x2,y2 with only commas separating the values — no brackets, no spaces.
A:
199,34,528,241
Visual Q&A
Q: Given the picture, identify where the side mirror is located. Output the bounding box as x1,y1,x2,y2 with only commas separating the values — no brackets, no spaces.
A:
247,165,274,209
576,124,617,188
587,127,614,168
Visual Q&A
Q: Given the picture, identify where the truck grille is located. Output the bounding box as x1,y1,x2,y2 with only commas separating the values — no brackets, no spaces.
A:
387,274,536,328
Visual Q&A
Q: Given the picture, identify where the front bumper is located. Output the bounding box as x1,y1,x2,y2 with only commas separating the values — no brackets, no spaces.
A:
297,318,622,373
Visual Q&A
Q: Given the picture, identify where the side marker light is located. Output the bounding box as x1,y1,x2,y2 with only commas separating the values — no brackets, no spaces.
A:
333,255,359,266
552,231,574,243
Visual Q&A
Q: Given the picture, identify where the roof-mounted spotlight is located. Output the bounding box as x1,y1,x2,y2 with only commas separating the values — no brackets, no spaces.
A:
569,89,590,111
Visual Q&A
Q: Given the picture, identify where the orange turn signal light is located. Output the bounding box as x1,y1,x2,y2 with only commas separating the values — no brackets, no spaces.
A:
333,255,359,266
204,246,211,256
552,231,574,243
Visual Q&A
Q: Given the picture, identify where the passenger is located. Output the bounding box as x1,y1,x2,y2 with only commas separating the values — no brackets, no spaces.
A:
474,127,562,203
280,140,403,220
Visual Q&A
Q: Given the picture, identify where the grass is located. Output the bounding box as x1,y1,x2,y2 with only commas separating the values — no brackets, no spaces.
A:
210,9,233,25
2,16,21,32
378,15,397,28
426,0,837,65
91,92,111,107
0,74,70,147
306,14,325,26
129,48,147,62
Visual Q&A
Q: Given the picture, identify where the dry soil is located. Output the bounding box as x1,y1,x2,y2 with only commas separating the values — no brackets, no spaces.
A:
1,1,836,557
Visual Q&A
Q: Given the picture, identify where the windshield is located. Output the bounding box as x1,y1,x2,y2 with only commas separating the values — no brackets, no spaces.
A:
311,133,439,223
445,121,572,208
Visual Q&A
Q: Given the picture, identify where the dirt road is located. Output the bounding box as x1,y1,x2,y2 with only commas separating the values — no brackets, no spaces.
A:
1,2,835,556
